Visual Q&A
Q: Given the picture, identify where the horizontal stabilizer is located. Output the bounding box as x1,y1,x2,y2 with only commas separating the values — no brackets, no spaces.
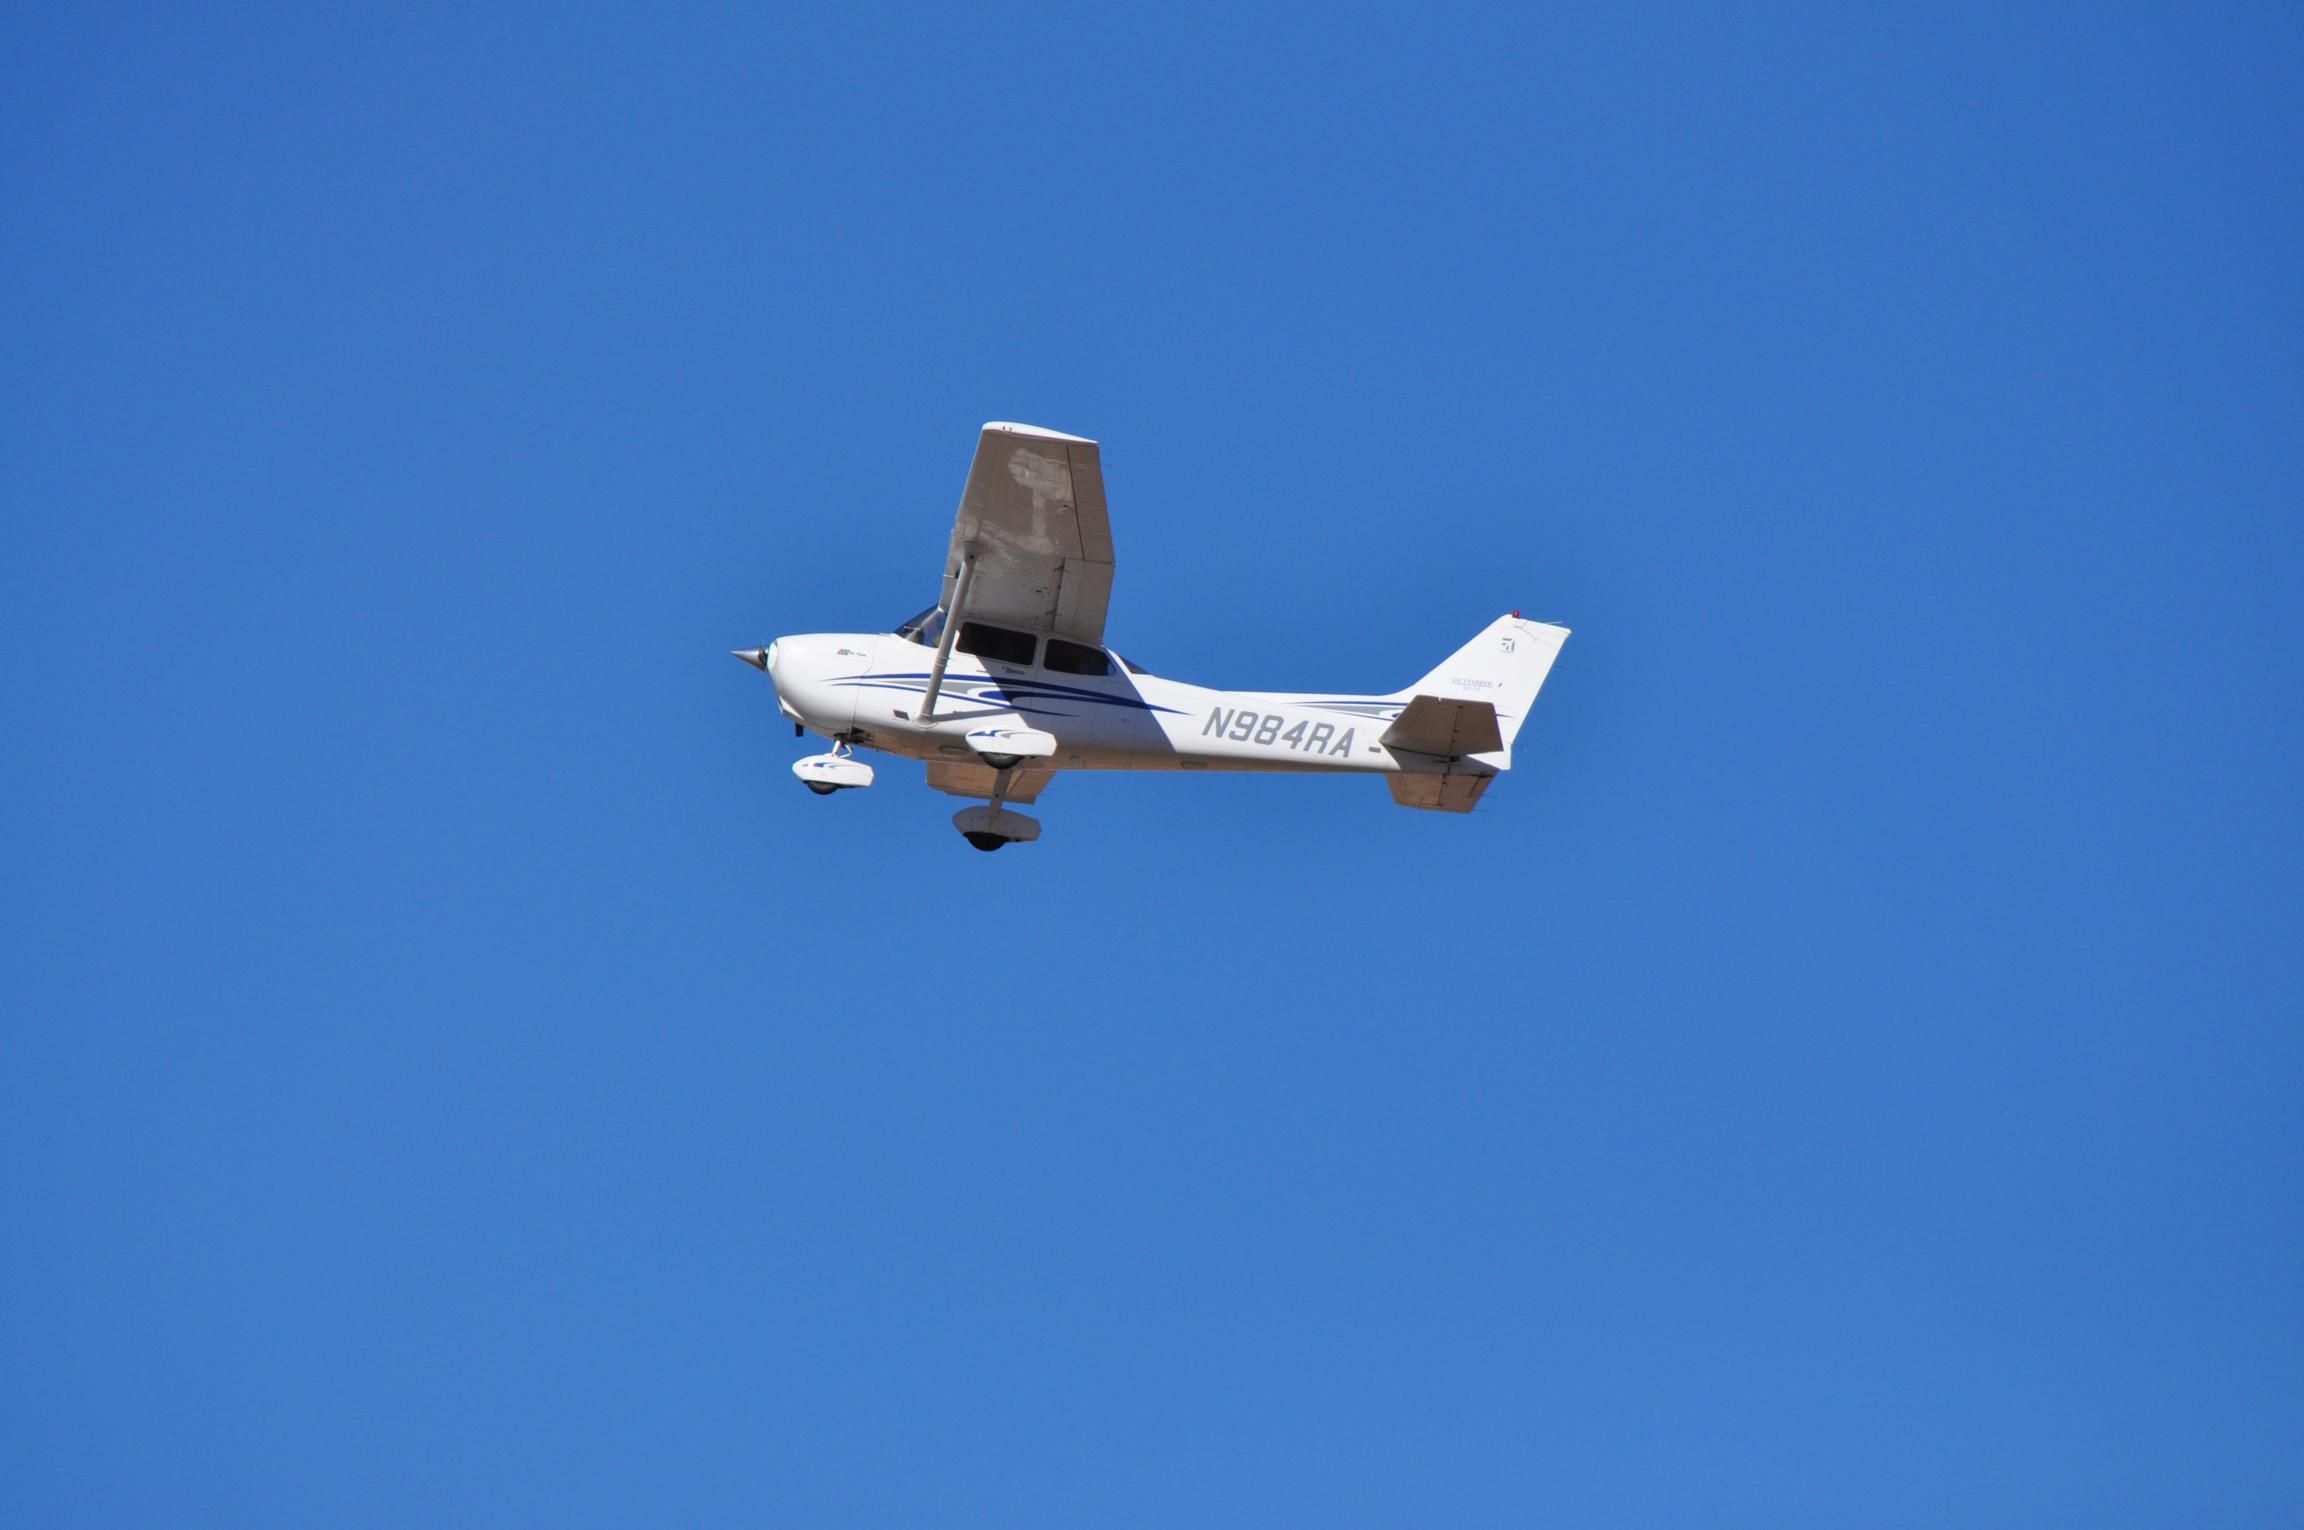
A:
1388,773,1494,813
1382,695,1504,759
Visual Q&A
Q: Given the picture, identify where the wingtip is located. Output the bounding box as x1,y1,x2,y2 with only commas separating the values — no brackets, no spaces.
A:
981,420,1095,444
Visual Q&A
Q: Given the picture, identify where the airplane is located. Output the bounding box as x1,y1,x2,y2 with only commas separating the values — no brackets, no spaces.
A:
734,422,1570,851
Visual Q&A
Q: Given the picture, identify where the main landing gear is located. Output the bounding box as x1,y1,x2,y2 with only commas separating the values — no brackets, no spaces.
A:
950,763,1041,851
952,805,1042,851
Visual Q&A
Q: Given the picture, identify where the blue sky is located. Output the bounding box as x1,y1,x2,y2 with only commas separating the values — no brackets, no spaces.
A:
4,3,2300,1523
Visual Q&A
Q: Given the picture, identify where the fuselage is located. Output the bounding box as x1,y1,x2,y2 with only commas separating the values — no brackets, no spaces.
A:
764,628,1478,778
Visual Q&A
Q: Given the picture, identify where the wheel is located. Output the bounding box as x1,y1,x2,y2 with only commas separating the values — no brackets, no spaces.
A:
979,752,1023,771
805,781,839,796
963,832,1007,852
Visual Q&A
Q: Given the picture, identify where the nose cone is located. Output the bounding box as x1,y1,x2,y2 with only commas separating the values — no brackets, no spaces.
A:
732,647,770,671
746,634,864,735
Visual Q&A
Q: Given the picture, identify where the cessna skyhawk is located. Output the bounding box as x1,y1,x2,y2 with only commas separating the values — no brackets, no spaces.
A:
735,423,1570,851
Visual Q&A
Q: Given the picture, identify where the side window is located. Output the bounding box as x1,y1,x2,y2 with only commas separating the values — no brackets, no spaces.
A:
1043,638,1112,676
956,622,1036,666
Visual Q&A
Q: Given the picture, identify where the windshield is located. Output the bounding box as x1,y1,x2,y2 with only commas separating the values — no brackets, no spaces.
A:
894,606,946,646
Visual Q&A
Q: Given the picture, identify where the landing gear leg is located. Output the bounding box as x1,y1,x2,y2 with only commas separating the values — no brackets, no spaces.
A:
951,767,1042,852
963,768,1017,851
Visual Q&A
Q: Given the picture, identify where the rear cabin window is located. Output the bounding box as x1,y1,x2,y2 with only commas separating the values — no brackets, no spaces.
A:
956,622,1036,666
894,606,946,646
1043,639,1112,676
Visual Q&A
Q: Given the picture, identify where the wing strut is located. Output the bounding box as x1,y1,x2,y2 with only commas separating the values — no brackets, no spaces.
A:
916,551,977,723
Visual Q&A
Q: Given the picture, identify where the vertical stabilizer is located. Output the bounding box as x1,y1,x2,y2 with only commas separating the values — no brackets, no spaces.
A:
1403,615,1570,754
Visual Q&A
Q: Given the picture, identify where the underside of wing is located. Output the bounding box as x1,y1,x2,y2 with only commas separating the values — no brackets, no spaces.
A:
925,760,1054,804
939,423,1115,645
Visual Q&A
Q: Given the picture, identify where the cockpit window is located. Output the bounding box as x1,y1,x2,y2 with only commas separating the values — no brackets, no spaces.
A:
1043,638,1112,676
957,622,1036,666
894,607,946,646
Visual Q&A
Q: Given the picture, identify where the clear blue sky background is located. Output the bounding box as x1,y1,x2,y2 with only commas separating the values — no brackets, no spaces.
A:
5,4,2300,1524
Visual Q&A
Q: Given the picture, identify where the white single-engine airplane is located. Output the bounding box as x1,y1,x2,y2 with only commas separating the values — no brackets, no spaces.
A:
735,423,1570,851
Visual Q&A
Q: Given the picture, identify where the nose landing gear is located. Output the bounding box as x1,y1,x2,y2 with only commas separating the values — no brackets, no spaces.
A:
792,741,874,796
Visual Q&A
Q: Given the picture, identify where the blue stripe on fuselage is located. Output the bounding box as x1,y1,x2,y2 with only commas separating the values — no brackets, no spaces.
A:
829,680,1076,719
830,673,1185,715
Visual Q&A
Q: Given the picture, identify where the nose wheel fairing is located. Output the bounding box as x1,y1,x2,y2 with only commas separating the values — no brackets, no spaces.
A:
793,744,874,795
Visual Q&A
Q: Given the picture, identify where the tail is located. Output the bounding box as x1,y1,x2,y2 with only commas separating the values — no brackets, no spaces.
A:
1397,614,1570,761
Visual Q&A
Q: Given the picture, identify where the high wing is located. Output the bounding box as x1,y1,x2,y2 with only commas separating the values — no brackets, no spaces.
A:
938,423,1115,645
